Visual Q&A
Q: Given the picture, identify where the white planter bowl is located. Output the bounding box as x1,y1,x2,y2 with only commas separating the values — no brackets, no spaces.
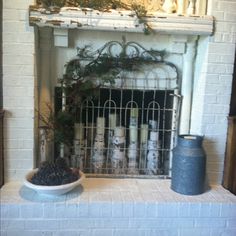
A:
24,169,85,196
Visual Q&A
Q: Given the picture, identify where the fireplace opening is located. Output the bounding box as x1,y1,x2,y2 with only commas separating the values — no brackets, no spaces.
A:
39,40,181,178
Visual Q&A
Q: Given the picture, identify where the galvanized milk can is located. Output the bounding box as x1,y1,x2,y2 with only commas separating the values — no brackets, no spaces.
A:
171,135,206,195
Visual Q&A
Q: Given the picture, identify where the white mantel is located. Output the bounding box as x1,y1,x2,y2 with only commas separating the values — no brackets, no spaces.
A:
29,6,214,36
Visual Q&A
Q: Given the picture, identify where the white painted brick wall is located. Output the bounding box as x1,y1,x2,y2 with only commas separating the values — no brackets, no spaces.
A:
1,179,236,236
2,0,35,181
2,0,235,185
191,0,236,184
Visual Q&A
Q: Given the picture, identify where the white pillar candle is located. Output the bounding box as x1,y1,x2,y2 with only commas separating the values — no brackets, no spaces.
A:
111,126,125,174
114,126,125,137
39,128,47,162
109,113,117,130
130,108,139,127
129,126,138,143
74,123,84,140
96,117,105,135
140,124,148,144
130,107,139,117
149,120,158,131
150,131,158,141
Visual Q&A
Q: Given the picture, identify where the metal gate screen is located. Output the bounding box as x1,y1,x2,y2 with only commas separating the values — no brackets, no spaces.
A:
54,41,181,178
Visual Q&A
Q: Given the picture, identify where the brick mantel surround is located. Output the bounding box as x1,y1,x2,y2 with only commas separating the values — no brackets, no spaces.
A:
2,0,236,184
1,0,236,235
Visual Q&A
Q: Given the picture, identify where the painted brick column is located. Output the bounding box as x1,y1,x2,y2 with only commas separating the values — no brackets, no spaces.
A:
2,0,35,181
191,0,236,183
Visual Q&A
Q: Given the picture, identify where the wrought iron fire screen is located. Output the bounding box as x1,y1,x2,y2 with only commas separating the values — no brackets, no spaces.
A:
52,40,181,178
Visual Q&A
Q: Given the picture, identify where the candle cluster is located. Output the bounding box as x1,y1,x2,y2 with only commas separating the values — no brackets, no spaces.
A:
72,108,161,175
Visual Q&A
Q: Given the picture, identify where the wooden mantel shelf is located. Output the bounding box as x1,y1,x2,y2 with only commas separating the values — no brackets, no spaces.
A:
29,6,214,36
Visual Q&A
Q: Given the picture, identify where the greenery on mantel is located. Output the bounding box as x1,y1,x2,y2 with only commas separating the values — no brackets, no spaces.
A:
37,0,145,10
36,0,152,34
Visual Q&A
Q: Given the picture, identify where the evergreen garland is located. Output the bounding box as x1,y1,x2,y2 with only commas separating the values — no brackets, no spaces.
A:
36,0,152,34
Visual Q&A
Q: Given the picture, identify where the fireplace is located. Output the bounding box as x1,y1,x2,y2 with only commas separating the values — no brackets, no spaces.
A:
1,1,236,236
32,1,215,179
47,40,181,177
1,0,236,185
35,13,211,179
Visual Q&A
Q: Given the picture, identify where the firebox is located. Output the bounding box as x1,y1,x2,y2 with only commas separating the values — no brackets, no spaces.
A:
39,40,181,178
